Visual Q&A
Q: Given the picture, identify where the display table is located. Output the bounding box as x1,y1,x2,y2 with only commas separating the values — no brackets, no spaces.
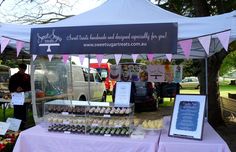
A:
13,125,160,152
157,117,231,152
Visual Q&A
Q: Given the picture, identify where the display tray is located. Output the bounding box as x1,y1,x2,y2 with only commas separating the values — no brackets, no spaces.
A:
141,126,163,131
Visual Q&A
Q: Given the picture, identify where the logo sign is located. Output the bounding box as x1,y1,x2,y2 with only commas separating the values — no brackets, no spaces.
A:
30,23,178,55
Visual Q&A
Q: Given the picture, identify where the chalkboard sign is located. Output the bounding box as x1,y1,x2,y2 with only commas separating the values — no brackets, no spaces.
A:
168,94,206,140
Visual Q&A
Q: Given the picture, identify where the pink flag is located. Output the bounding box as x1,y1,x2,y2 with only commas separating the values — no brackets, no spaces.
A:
147,54,154,62
1,37,10,53
48,55,53,62
114,54,122,65
63,55,69,64
32,55,37,61
96,54,104,67
215,31,231,51
16,41,24,57
198,35,211,55
166,54,172,62
78,55,85,65
131,54,139,63
179,39,192,59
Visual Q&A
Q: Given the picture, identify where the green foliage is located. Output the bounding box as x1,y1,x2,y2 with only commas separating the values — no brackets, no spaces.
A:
220,51,236,76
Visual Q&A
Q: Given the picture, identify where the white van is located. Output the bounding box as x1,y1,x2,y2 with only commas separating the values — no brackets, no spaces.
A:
72,65,106,101
34,59,106,102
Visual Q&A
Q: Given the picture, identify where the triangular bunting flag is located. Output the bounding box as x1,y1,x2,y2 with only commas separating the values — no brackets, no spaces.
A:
96,54,104,67
215,31,231,51
198,35,211,55
114,54,122,65
131,54,139,63
166,54,172,62
48,55,53,62
16,41,24,57
1,37,10,53
147,54,154,62
63,55,69,64
78,55,85,65
179,39,192,60
32,55,37,61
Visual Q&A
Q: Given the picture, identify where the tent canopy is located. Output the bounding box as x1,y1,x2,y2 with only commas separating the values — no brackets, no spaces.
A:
0,0,236,59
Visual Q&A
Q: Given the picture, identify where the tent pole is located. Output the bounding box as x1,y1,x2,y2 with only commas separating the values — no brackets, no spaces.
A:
30,56,39,124
205,57,208,120
88,54,91,102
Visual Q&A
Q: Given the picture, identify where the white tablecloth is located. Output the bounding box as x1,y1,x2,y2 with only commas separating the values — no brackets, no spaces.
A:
157,117,231,152
13,125,160,152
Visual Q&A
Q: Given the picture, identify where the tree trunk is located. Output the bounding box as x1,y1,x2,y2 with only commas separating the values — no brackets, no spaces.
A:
198,41,236,127
207,54,224,127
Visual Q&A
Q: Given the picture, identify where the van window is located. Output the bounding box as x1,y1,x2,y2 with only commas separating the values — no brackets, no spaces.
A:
83,70,94,82
96,68,108,79
94,72,102,82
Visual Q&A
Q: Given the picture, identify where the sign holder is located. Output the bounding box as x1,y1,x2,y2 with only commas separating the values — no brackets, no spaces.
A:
168,94,206,140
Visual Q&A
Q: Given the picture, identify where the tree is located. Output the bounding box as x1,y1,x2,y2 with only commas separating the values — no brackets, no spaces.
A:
0,0,103,24
219,51,236,76
157,0,236,127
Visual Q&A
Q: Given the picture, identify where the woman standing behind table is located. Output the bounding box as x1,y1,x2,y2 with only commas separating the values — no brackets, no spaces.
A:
8,63,31,130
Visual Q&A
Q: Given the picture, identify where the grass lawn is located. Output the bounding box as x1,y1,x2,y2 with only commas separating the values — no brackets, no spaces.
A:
0,84,235,123
180,84,236,98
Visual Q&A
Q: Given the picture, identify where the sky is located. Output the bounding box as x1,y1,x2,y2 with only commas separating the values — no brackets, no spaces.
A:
0,0,106,23
0,0,107,65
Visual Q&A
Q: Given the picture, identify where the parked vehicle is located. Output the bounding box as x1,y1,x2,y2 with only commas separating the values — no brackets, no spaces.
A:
179,77,200,89
72,65,107,101
112,81,158,112
34,59,106,102
90,63,116,94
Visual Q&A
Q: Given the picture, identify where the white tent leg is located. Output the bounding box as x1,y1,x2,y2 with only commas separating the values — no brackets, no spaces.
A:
205,57,208,120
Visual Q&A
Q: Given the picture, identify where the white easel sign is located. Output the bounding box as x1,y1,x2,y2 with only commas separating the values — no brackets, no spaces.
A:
11,92,25,105
6,118,22,132
114,82,131,106
0,122,10,135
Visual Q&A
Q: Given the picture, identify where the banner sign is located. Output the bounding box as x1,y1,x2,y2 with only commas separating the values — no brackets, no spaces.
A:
30,23,178,55
109,63,182,83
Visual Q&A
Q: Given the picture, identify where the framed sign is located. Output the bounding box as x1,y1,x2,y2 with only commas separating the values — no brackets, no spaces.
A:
168,94,206,140
114,82,131,106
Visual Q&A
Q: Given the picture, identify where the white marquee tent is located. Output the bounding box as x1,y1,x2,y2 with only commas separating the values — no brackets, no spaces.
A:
0,0,235,59
1,0,235,121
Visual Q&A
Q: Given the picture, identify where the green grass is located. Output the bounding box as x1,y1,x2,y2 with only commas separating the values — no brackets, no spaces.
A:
179,84,236,98
0,107,13,121
0,107,35,128
1,84,235,124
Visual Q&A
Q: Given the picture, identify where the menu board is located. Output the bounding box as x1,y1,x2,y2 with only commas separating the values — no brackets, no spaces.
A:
169,94,206,140
176,101,199,131
11,92,25,105
6,118,22,132
0,122,10,135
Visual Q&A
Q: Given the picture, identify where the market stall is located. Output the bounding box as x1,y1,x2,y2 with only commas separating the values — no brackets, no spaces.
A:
0,0,235,152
